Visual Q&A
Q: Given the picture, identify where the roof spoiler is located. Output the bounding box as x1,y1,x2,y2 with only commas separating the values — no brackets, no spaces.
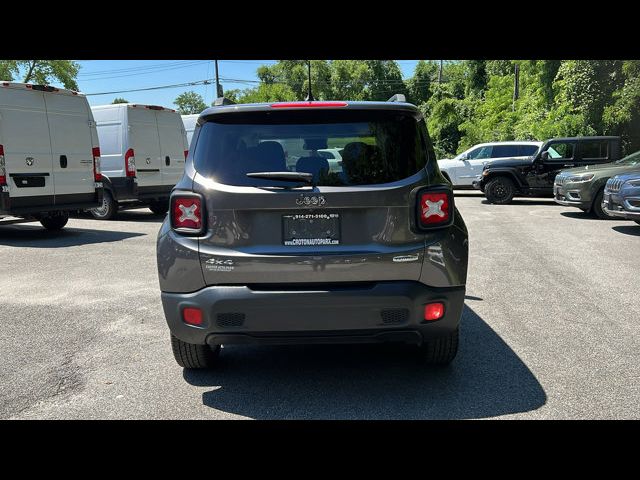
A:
387,93,406,103
213,97,236,106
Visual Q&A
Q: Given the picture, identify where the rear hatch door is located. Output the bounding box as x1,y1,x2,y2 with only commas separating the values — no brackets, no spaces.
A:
193,106,431,285
127,106,162,187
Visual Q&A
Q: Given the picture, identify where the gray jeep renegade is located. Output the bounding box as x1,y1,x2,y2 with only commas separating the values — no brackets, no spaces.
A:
157,97,469,368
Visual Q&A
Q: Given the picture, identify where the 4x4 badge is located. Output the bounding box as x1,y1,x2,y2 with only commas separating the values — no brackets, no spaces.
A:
296,194,326,206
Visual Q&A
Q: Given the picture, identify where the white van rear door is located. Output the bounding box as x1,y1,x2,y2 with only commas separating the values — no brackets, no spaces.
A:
0,87,54,199
156,110,187,186
43,92,95,197
128,107,162,188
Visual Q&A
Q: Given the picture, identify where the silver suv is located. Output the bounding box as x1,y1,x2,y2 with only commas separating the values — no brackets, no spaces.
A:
157,97,469,368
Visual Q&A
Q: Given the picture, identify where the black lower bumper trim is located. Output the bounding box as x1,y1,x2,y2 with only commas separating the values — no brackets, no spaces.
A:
206,330,423,346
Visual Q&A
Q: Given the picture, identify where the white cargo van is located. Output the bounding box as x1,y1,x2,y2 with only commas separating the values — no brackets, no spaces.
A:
0,82,103,230
90,104,188,219
181,114,198,147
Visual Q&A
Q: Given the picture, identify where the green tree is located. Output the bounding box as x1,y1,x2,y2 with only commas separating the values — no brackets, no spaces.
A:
173,91,207,114
407,60,438,105
112,97,129,104
0,60,80,89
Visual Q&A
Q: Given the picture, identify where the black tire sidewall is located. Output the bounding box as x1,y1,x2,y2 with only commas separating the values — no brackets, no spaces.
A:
486,177,515,204
592,189,613,220
40,211,69,230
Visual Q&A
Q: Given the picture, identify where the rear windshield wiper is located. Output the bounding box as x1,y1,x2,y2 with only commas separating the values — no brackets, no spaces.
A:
246,171,313,184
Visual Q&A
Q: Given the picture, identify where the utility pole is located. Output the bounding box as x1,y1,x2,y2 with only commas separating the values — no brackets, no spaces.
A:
215,60,223,98
513,63,520,111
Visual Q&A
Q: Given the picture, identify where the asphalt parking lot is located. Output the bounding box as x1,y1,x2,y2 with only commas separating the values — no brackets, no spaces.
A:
1,192,639,420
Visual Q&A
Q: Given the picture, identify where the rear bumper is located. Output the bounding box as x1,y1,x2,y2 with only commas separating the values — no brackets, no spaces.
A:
0,189,102,216
137,184,173,202
161,281,465,346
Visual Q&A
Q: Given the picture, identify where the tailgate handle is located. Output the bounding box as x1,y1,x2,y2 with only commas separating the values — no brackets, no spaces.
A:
60,155,67,168
165,156,170,166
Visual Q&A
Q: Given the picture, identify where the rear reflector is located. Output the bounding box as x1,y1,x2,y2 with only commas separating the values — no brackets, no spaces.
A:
424,302,445,321
0,144,5,185
184,150,188,160
417,189,453,228
270,101,348,108
171,194,204,234
92,147,102,181
182,307,203,326
125,148,136,177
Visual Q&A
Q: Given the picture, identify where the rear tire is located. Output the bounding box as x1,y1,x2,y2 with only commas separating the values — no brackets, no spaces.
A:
592,189,614,220
90,190,118,220
39,211,69,230
485,177,515,204
149,201,169,216
418,328,459,365
171,334,220,369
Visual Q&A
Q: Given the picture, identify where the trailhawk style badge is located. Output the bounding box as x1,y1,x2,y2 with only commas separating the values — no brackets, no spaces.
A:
296,194,326,207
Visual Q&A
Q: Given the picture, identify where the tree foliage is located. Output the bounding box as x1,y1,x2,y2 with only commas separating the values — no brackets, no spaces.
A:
0,60,80,90
112,97,129,104
173,91,207,115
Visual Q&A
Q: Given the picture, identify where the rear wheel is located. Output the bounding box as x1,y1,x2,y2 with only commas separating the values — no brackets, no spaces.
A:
592,189,614,220
90,190,118,220
39,211,69,230
485,177,515,204
171,334,220,369
418,328,459,365
149,200,169,216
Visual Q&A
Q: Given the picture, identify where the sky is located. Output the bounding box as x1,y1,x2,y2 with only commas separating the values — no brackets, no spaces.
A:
74,60,421,107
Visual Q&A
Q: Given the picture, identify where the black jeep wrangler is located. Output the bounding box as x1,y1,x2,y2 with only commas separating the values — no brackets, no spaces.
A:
478,136,621,204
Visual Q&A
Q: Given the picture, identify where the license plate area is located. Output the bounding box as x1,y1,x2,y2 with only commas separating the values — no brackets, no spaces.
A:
282,213,341,246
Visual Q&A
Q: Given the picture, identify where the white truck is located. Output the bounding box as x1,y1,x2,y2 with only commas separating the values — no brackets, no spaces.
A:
90,103,188,219
181,114,198,147
0,82,102,230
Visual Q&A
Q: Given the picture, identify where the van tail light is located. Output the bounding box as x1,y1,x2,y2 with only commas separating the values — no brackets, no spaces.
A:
0,144,6,186
171,193,204,235
184,150,188,160
416,187,454,230
125,148,136,177
92,147,102,181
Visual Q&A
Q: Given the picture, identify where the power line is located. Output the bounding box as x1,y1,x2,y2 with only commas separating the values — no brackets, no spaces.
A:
78,61,210,82
77,60,207,77
85,78,213,96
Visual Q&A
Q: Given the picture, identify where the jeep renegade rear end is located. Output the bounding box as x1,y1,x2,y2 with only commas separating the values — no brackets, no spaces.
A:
157,98,469,368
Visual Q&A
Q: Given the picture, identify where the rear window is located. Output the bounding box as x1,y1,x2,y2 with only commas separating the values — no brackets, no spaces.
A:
193,109,430,187
519,145,540,156
492,145,519,158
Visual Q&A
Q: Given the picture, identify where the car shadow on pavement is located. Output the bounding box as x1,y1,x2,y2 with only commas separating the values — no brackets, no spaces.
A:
0,225,145,248
73,209,166,223
612,224,640,236
184,305,546,419
559,211,612,221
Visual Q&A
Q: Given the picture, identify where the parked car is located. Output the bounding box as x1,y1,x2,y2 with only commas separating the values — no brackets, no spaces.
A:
90,103,189,219
317,147,344,173
181,114,198,146
478,136,622,204
0,82,103,230
439,141,542,188
157,96,469,368
603,171,640,224
554,149,640,218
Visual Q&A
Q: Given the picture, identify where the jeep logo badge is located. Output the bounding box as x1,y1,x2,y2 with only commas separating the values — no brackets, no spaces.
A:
25,157,34,166
296,194,326,206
